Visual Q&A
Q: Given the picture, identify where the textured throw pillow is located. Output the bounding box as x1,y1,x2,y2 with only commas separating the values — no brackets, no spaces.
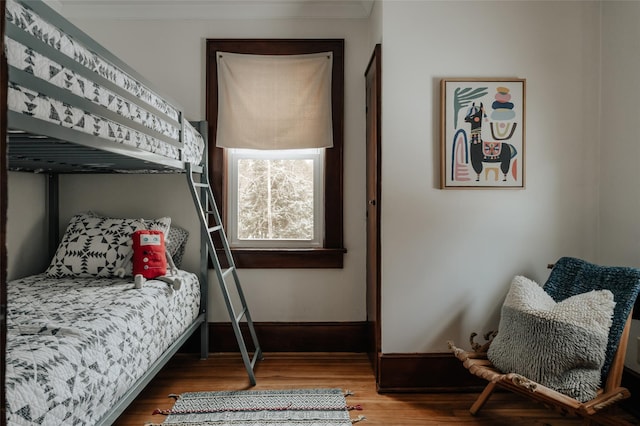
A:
166,225,189,269
487,275,615,402
46,213,171,278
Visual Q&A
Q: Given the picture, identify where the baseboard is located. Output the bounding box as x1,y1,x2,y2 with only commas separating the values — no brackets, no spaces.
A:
377,353,485,392
377,353,640,413
182,321,369,353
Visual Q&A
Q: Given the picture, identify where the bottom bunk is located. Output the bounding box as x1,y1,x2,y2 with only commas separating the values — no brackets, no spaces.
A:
6,238,205,425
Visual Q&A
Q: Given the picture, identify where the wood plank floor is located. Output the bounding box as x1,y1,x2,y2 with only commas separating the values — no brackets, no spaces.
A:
114,352,640,426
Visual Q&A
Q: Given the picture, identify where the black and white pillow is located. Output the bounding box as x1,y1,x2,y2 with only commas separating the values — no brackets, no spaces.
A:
46,213,171,278
166,225,189,269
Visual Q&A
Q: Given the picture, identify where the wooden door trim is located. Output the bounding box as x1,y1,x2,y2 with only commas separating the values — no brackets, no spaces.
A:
365,44,382,381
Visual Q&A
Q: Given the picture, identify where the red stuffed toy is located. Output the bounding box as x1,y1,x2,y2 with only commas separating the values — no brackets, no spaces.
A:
118,229,182,291
132,230,167,279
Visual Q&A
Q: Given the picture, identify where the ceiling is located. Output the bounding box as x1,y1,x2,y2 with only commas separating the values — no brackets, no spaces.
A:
52,0,375,20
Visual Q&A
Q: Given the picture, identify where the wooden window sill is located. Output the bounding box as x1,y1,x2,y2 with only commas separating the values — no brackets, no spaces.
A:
228,247,347,269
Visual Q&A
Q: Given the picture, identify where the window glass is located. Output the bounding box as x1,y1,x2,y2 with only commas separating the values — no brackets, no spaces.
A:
228,149,324,248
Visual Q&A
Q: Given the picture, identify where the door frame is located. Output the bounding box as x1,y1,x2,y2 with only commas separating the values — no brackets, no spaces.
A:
365,44,381,382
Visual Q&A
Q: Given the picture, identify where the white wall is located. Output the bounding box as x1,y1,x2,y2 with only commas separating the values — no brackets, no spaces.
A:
368,0,382,49
379,1,602,353
600,1,640,373
45,16,371,322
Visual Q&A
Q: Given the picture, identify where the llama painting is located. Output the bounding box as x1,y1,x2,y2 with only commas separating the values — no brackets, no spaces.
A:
440,79,526,189
465,102,517,182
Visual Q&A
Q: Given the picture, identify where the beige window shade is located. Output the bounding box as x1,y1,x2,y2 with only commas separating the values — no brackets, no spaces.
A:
216,51,333,150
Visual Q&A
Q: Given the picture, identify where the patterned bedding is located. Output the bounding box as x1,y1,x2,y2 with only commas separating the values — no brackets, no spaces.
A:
6,271,201,425
4,0,205,166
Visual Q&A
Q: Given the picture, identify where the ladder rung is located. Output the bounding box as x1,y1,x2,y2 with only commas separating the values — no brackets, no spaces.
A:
192,182,208,188
235,307,247,323
251,350,262,368
208,225,223,233
221,267,234,279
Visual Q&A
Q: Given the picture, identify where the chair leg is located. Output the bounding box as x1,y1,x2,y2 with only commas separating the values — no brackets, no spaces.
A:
470,382,497,416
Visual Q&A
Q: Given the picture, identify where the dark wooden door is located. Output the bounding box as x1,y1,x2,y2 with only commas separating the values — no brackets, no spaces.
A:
365,44,381,381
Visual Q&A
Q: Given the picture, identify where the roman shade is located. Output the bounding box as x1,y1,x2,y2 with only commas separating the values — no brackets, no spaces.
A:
216,51,333,150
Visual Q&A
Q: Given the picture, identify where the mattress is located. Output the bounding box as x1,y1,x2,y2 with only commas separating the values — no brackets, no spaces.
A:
4,0,205,166
5,271,201,425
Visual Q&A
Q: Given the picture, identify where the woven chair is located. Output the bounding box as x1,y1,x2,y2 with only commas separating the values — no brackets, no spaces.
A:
449,257,640,425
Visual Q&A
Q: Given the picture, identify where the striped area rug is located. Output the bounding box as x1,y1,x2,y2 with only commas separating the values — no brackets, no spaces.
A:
149,388,365,425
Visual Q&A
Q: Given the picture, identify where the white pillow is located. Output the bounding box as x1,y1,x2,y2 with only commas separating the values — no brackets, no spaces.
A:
46,213,171,278
487,275,615,402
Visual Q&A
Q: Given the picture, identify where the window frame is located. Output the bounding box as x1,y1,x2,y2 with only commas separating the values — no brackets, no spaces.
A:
206,39,345,268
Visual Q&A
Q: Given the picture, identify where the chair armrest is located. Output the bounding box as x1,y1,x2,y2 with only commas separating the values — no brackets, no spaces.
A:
579,387,630,416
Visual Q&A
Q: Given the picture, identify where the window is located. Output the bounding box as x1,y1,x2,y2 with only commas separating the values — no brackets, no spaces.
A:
228,148,324,248
206,39,345,268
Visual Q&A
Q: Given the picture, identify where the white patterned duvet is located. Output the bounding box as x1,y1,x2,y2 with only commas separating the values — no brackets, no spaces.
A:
6,271,201,425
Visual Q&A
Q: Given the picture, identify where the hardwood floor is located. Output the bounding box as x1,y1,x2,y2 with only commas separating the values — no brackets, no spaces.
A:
114,352,640,426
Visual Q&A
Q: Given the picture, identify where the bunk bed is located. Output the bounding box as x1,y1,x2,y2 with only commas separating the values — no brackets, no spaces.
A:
3,0,210,424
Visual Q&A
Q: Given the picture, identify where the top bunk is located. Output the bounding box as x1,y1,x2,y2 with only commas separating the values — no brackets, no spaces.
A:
3,0,206,173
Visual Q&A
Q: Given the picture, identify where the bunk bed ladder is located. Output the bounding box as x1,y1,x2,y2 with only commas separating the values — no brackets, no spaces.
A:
186,163,263,386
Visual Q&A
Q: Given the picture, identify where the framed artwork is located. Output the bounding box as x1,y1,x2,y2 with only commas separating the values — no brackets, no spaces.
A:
440,78,526,189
